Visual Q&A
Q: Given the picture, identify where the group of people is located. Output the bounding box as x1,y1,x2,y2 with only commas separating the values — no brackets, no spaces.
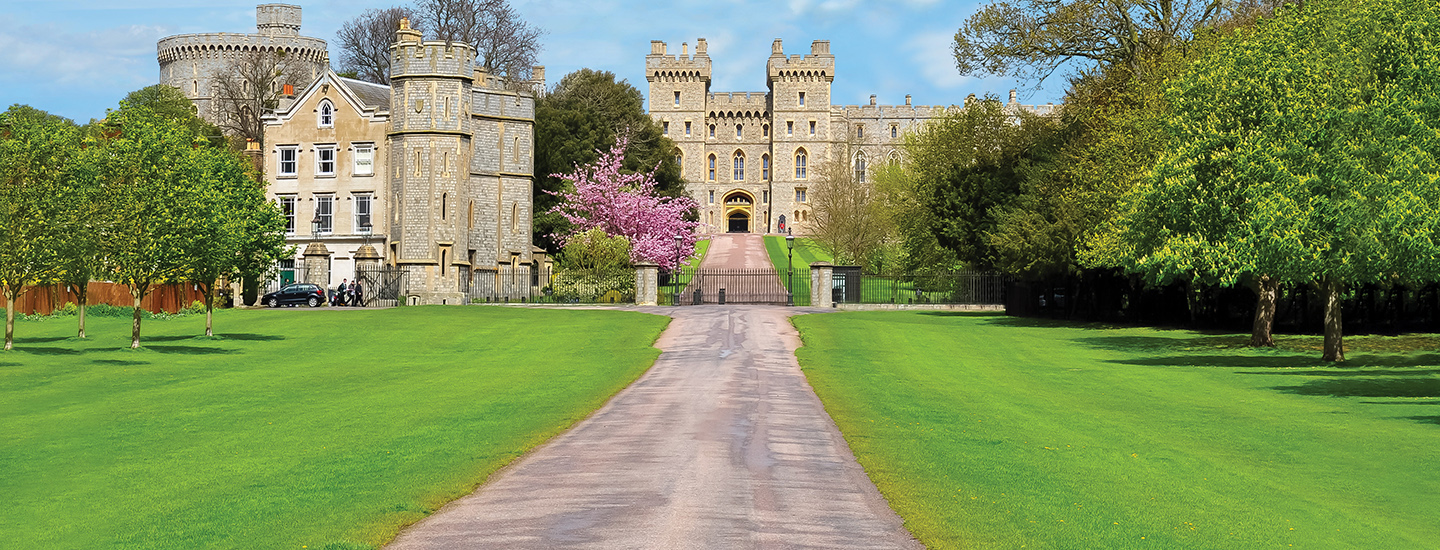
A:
333,279,365,307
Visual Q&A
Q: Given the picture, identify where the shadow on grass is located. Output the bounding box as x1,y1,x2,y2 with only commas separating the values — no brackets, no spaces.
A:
15,347,85,356
14,336,70,343
143,335,204,342
1079,335,1252,352
1112,354,1440,369
92,359,151,366
1273,378,1440,398
0,361,20,367
917,311,1006,318
144,345,236,355
216,333,285,341
1404,416,1440,425
1237,368,1440,377
982,316,1130,330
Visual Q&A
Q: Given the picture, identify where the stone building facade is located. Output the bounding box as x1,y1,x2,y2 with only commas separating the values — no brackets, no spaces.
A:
261,22,541,305
157,4,327,124
646,38,1057,235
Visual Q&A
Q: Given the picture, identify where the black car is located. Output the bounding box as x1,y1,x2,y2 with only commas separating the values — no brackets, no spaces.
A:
261,283,326,307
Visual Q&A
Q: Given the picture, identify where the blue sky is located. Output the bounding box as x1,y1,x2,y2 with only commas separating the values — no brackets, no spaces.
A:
0,0,1070,122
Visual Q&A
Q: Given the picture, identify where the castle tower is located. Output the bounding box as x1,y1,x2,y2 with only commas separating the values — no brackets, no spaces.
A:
388,20,476,305
768,40,834,235
156,4,327,124
646,39,711,197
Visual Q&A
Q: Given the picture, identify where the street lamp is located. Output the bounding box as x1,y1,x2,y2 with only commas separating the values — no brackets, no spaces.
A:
674,234,684,305
786,232,795,306
311,215,322,237
358,220,373,247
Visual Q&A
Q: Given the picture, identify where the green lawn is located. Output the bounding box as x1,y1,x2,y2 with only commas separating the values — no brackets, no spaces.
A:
0,306,668,549
793,312,1440,549
763,236,831,305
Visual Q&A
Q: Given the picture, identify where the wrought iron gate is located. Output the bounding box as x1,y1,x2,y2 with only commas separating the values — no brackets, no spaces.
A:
669,268,797,305
356,266,408,307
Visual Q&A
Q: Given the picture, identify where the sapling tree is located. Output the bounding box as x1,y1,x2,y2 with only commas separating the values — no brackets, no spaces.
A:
0,105,77,350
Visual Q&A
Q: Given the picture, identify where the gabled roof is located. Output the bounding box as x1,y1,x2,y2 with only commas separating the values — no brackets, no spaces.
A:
337,76,391,112
263,69,391,125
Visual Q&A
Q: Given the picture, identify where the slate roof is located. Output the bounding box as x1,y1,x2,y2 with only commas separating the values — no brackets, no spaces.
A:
338,76,391,112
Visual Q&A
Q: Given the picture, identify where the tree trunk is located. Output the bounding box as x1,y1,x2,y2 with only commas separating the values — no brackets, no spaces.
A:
77,284,88,339
131,290,144,350
205,282,214,337
1250,275,1278,347
1321,277,1345,362
4,291,14,351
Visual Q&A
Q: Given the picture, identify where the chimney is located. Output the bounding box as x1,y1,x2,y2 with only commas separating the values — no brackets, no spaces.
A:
282,83,294,97
696,38,707,55
772,39,783,55
811,40,830,55
682,42,688,56
905,94,912,106
869,94,877,106
532,65,545,82
651,41,666,55
396,17,421,43
1009,89,1018,103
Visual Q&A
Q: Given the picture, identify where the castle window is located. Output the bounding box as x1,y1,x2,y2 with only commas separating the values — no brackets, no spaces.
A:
354,193,372,232
763,124,770,137
761,154,770,181
891,125,898,138
762,190,769,203
798,92,805,107
662,121,669,135
277,146,298,177
787,121,793,136
708,154,716,181
353,144,374,176
857,125,864,139
512,203,519,233
277,195,296,235
795,188,807,203
318,100,334,128
795,149,808,179
709,124,715,138
809,121,816,136
193,81,198,95
674,91,681,107
709,190,715,204
316,145,336,176
469,201,475,229
736,124,743,139
441,193,448,220
854,152,867,183
685,121,692,136
514,137,521,163
733,152,745,181
414,150,422,177
315,194,333,234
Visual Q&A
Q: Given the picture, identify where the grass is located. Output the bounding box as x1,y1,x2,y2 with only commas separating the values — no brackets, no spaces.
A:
0,306,669,549
792,311,1440,549
763,236,832,305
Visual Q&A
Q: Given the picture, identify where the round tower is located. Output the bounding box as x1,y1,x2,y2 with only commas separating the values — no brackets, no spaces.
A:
388,19,477,305
156,3,327,123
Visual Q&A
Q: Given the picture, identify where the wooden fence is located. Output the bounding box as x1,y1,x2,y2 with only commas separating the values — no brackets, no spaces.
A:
8,282,209,315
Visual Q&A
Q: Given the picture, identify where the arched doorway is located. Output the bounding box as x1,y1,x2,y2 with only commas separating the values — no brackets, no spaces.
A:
723,191,754,233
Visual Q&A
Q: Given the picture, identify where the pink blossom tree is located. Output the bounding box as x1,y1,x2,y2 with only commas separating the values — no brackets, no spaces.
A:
548,136,700,271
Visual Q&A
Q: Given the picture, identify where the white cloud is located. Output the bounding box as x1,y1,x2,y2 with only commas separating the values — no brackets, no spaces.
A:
905,29,968,89
0,19,166,88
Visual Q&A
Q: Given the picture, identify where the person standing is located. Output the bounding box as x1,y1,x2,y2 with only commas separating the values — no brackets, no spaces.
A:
335,279,348,307
346,280,357,307
353,280,365,308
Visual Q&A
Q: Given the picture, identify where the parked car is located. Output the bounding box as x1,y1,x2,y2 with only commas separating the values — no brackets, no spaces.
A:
261,283,326,308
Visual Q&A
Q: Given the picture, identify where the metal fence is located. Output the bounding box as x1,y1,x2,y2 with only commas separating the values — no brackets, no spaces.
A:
467,267,634,304
356,266,408,308
840,271,1007,305
666,267,805,305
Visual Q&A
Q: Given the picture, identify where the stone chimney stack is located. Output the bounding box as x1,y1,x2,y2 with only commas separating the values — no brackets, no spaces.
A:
870,94,877,106
905,94,912,106
1009,89,1018,103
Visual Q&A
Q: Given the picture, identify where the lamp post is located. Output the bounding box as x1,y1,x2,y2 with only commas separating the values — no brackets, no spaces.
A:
674,234,684,305
358,220,372,247
786,232,795,306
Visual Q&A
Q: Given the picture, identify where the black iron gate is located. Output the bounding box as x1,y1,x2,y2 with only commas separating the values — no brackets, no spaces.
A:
669,268,797,305
356,266,408,307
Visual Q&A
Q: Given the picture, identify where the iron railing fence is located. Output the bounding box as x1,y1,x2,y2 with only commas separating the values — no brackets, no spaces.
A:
667,267,805,305
467,267,634,304
356,266,408,308
844,271,1008,305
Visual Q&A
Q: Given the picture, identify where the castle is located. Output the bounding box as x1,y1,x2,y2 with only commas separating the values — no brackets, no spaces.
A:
257,19,541,305
646,38,1056,235
157,4,328,124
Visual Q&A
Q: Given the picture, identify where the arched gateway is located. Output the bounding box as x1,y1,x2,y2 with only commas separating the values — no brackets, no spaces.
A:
723,191,753,233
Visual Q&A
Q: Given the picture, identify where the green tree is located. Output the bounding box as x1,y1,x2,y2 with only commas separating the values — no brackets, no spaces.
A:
0,105,78,350
810,138,893,271
1085,0,1440,361
84,103,211,349
534,69,681,249
121,85,224,147
53,151,105,339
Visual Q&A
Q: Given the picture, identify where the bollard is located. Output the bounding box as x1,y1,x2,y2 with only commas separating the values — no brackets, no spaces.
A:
694,289,703,305
718,288,726,305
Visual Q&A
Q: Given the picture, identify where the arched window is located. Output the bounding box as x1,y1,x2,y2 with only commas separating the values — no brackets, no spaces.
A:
733,151,745,181
763,124,770,137
674,149,684,178
514,137,520,163
709,124,716,138
511,203,519,233
469,201,475,228
708,154,716,181
854,151,867,183
318,100,334,128
761,154,771,181
441,193,447,220
795,149,808,179
736,124,743,139
891,125,898,139
856,125,864,139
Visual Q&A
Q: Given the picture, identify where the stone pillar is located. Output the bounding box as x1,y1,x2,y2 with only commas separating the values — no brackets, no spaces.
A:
302,242,332,298
634,262,659,306
810,262,833,308
353,244,382,277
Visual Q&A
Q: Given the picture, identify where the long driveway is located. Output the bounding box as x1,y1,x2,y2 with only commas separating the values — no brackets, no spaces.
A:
387,234,919,549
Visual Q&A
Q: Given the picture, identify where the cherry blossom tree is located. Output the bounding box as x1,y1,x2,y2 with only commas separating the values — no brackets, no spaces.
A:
548,136,699,271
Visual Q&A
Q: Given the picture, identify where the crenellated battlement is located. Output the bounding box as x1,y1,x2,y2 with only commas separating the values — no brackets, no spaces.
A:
646,39,712,83
766,39,835,83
